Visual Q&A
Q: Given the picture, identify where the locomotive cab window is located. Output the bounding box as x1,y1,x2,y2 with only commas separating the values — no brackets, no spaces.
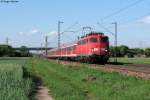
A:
90,38,97,43
101,37,108,42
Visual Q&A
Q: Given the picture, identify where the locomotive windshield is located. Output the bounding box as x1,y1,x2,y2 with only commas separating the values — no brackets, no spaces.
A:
90,38,97,43
101,37,108,42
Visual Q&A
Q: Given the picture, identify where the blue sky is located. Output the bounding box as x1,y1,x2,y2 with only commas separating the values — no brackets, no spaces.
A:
0,0,150,48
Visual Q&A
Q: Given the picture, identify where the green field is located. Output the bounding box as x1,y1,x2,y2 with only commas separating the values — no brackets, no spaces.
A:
0,57,33,100
1,57,150,100
109,57,150,64
26,58,150,100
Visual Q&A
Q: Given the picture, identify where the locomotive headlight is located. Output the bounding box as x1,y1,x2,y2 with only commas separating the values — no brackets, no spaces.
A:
101,48,108,52
92,48,99,51
101,48,105,51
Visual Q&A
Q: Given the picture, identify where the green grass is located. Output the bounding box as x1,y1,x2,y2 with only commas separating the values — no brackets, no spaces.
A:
27,58,150,100
0,57,29,64
0,57,33,100
109,57,150,64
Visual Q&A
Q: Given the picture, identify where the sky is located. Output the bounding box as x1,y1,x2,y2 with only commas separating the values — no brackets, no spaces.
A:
0,0,150,48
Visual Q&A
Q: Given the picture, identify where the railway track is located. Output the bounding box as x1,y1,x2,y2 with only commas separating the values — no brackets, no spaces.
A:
49,59,150,79
88,64,150,79
99,64,150,74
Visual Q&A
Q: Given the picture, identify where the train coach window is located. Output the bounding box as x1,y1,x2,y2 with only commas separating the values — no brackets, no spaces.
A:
90,38,97,43
82,40,86,44
67,47,72,51
85,39,88,43
62,48,65,52
73,46,76,51
78,39,87,45
78,41,81,45
71,46,76,51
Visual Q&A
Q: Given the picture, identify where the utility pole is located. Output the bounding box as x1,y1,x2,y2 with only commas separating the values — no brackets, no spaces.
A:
45,36,48,56
58,21,64,49
41,43,43,55
112,22,118,63
6,37,9,45
58,21,63,61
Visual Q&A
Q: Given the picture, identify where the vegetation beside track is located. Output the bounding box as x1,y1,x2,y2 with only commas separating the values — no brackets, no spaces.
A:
0,45,32,57
109,57,150,64
0,58,33,100
26,58,150,100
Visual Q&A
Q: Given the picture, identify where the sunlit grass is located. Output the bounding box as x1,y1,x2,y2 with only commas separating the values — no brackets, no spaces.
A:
27,58,150,100
109,57,150,64
0,58,32,100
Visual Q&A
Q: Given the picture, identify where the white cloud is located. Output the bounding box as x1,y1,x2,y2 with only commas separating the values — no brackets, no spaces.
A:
19,32,24,35
47,31,58,36
138,16,150,24
18,29,41,35
31,29,40,34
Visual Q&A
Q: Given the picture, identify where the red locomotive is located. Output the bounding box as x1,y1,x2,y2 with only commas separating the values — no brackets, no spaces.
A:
48,32,109,63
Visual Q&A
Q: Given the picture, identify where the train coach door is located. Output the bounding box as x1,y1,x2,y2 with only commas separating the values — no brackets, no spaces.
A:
82,39,87,56
85,39,88,56
71,46,73,56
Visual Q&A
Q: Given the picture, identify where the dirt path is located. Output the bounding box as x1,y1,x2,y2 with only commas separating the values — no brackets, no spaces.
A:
36,86,53,100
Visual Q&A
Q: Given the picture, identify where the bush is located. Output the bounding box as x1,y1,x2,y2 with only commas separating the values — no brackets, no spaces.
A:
0,45,32,57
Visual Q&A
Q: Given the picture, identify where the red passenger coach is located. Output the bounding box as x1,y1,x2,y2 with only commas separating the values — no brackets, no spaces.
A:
48,32,109,63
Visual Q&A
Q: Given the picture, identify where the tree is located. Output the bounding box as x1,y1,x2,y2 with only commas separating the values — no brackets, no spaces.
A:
119,45,129,57
109,45,129,57
131,48,144,57
0,45,14,57
19,46,31,57
109,46,115,57
0,45,32,57
145,48,150,57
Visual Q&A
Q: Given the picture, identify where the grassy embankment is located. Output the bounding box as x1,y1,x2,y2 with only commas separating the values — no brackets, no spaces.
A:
109,57,150,64
26,58,150,100
0,57,33,100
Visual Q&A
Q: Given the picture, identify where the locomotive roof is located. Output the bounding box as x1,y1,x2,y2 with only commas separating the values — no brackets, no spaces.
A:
81,32,105,39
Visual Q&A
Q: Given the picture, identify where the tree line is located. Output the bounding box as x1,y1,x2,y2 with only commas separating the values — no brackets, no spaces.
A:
0,44,150,58
109,45,150,57
0,45,32,57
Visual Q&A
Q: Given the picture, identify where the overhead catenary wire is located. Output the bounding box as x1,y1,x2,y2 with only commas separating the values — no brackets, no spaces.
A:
49,27,83,46
59,22,83,46
97,12,150,33
49,22,90,42
61,22,79,34
98,0,147,31
50,21,84,48
101,0,145,21
60,28,83,45
97,22,114,35
118,12,150,26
